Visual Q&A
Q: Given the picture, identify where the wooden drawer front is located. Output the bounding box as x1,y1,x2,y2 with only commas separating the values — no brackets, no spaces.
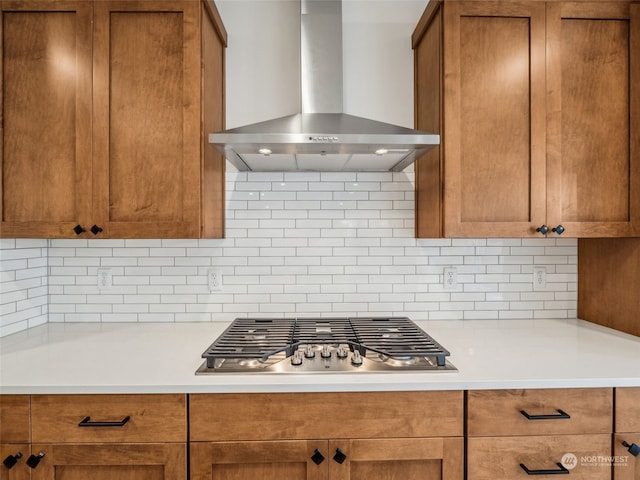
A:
468,388,613,436
616,388,640,433
468,434,611,480
31,394,186,443
0,395,30,443
190,391,463,441
614,433,640,480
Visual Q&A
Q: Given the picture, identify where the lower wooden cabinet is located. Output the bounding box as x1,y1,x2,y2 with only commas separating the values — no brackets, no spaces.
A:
191,437,463,480
191,440,328,480
190,391,464,480
467,388,614,480
468,434,611,479
28,443,185,480
615,388,640,480
0,443,29,480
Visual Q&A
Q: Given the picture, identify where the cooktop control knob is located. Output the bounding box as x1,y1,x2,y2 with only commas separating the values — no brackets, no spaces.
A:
321,345,332,358
303,346,315,358
336,346,348,359
351,350,363,366
291,351,304,366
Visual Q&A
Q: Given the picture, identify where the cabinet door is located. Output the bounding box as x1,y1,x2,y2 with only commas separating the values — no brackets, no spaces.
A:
29,443,185,480
614,433,640,480
546,2,640,237
190,440,328,480
442,2,547,237
0,0,92,238
92,0,202,238
0,444,29,480
329,437,463,480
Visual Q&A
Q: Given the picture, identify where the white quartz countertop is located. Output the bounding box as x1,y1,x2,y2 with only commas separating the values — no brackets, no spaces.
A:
1,319,639,394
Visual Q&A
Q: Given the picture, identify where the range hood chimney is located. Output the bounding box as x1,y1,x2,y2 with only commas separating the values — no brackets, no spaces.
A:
210,0,439,172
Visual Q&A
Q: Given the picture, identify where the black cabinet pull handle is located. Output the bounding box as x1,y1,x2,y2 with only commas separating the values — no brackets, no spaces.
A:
26,452,45,469
552,225,565,235
520,409,570,420
90,225,103,235
536,225,549,235
310,449,325,465
2,452,23,469
333,448,347,464
73,224,86,235
520,462,569,475
78,415,130,427
623,441,640,457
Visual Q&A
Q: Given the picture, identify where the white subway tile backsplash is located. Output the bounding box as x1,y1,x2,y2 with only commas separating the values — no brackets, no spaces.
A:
0,172,578,336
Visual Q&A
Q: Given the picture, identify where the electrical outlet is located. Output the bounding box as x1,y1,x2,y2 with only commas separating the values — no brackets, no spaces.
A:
533,266,546,290
443,267,457,290
97,268,112,291
208,268,223,292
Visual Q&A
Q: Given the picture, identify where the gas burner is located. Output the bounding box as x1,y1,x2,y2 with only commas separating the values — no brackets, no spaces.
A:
196,317,456,374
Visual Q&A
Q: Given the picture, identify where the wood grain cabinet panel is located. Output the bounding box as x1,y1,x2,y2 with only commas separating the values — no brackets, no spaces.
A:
0,443,29,480
0,396,30,480
413,0,639,238
615,388,640,480
546,2,640,237
190,391,464,480
468,434,612,480
0,0,226,239
0,0,92,238
28,443,186,480
191,440,328,480
467,388,614,480
190,391,463,441
467,388,613,436
30,394,186,443
0,396,29,444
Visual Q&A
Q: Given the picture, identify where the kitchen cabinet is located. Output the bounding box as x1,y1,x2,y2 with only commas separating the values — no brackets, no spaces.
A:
0,395,29,480
190,391,464,480
413,1,639,238
614,388,640,480
27,394,187,479
467,388,613,479
578,238,640,338
0,0,226,239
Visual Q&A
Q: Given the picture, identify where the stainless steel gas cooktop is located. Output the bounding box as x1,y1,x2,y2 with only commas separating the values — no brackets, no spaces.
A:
196,317,457,374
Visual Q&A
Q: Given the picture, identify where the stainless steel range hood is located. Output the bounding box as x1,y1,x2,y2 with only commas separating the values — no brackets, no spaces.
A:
209,0,439,172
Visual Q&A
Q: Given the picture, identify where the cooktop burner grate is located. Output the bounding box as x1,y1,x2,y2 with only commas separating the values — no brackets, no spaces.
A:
201,316,451,368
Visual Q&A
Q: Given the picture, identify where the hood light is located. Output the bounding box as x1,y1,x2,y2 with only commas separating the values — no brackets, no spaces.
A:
375,148,388,155
258,148,272,156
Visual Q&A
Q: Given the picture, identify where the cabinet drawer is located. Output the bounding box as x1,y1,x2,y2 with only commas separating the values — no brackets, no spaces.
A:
0,395,30,443
614,433,640,479
31,394,186,443
616,387,640,433
467,388,612,436
468,434,611,480
190,391,463,441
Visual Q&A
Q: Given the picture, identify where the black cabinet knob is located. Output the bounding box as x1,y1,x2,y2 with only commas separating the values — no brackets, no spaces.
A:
333,448,347,464
552,225,565,235
536,225,549,235
73,224,86,235
2,452,23,469
26,452,45,469
623,441,640,457
90,225,103,235
310,449,325,465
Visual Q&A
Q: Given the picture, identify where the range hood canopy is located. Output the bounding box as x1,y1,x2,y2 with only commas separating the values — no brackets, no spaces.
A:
210,0,439,172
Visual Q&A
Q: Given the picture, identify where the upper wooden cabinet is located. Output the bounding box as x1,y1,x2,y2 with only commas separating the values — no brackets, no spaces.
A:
0,0,226,239
413,1,639,238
